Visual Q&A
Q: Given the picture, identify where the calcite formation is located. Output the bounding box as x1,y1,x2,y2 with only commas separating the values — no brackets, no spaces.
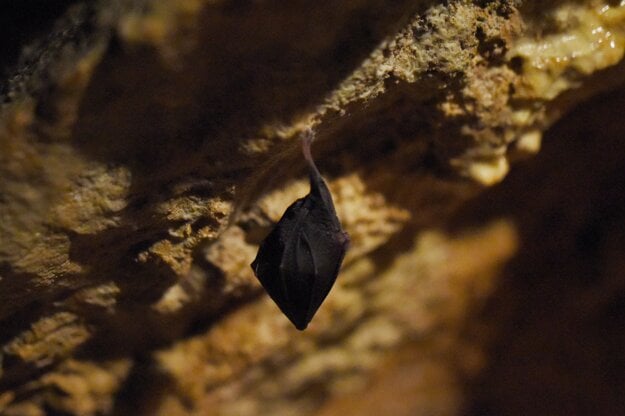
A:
1,1,624,415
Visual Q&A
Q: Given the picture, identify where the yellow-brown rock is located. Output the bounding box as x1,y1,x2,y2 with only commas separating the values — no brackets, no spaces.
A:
1,1,624,415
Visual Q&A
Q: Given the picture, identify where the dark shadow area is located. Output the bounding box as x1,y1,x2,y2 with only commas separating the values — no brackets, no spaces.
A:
456,86,625,415
0,1,99,102
0,1,78,73
70,0,429,172
111,356,176,416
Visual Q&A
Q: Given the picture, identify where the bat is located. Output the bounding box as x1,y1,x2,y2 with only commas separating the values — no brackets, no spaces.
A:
251,130,349,330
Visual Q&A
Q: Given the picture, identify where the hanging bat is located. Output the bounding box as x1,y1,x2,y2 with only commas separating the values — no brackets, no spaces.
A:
251,130,349,330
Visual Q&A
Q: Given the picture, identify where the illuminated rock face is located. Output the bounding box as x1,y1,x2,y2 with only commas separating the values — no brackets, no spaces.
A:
1,1,625,415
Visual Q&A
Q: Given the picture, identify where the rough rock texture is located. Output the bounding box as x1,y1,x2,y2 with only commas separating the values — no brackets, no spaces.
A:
1,0,624,415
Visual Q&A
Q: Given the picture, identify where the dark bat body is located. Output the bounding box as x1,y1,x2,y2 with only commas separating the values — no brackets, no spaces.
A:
251,131,349,330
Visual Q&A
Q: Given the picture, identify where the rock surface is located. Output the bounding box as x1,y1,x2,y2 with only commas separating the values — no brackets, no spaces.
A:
1,0,624,415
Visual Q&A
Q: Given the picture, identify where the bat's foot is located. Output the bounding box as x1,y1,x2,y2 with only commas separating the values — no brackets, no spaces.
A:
301,129,315,166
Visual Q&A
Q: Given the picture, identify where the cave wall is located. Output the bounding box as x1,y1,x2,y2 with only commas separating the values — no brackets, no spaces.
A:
0,1,624,415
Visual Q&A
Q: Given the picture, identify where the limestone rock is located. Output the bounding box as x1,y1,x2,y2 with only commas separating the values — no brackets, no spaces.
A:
1,1,624,415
